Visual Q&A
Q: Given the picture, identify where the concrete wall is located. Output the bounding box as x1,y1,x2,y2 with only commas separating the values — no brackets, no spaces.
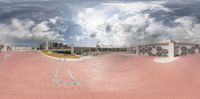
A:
0,44,14,52
15,47,35,51
174,43,200,56
40,40,200,57
73,47,133,55
137,41,200,57
138,43,169,57
125,47,137,54
168,40,175,57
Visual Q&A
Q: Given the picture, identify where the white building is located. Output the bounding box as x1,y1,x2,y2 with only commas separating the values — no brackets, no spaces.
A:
137,40,200,57
15,47,36,51
0,44,14,52
40,41,63,50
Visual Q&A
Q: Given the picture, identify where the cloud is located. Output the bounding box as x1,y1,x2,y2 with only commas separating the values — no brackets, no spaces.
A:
1,0,200,47
173,16,200,38
50,16,59,24
0,17,64,46
73,1,200,47
74,1,171,47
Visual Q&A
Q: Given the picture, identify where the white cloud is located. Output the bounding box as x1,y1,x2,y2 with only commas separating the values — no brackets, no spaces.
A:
175,16,197,26
0,18,64,45
101,1,171,13
32,21,49,32
74,1,173,47
74,1,200,47
174,16,199,36
50,16,59,24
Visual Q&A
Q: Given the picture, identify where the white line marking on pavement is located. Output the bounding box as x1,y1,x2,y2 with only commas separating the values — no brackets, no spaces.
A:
52,58,80,86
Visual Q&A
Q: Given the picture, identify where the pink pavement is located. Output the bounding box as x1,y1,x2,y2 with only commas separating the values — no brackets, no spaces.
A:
0,51,200,99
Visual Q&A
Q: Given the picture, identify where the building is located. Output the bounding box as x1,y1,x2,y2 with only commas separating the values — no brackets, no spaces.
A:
137,40,200,57
73,46,132,55
72,40,200,57
40,41,63,50
137,40,171,57
174,42,200,56
40,41,77,54
15,47,37,51
0,44,14,52
40,40,200,57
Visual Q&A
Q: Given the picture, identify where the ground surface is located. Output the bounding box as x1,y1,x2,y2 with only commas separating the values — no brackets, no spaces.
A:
0,51,200,99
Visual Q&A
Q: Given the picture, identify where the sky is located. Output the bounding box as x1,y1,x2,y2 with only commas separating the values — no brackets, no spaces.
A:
0,0,200,47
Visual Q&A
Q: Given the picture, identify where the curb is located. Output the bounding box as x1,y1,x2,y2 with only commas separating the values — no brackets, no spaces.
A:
38,51,92,61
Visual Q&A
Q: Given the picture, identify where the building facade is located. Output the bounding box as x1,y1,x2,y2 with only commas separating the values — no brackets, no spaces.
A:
137,40,200,57
40,41,63,50
40,40,200,57
0,44,14,52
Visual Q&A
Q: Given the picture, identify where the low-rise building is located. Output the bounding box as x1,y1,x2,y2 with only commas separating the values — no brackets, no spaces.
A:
40,41,63,50
15,47,37,51
39,40,200,57
0,44,14,52
136,40,200,57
